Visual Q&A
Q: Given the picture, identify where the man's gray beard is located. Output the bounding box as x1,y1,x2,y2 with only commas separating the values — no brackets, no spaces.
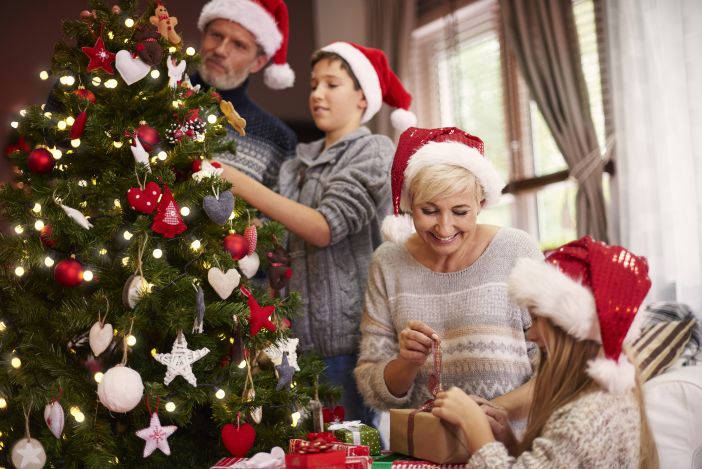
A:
199,64,249,91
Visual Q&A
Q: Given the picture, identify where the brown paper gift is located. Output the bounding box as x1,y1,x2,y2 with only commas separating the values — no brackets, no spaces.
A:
389,408,470,464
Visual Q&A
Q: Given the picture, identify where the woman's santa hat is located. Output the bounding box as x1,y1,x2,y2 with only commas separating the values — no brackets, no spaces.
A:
198,0,294,89
381,126,504,242
320,42,416,131
508,236,651,394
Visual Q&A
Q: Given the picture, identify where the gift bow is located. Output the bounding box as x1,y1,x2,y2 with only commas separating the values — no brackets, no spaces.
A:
306,432,337,443
328,420,363,445
231,446,285,468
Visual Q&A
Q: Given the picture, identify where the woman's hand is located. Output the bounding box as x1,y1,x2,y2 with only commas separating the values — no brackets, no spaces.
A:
398,320,440,367
470,396,518,455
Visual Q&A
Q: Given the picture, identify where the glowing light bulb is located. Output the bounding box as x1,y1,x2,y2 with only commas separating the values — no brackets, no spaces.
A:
31,203,41,213
157,151,167,161
34,220,45,231
124,18,135,27
186,47,196,56
44,257,55,267
122,257,129,266
172,100,182,108
168,46,177,53
66,116,75,126
215,389,225,400
44,112,52,119
123,230,133,241
104,79,118,89
78,179,88,187
11,357,21,368
113,199,121,208
180,207,190,217
92,76,102,86
61,75,75,86
94,372,103,383
50,147,62,159
126,335,137,346
14,267,25,277
238,360,247,369
39,70,49,80
71,138,81,148
291,411,301,427
10,121,18,129
20,109,27,117
0,398,7,409
152,248,163,259
57,120,67,130
0,321,6,332
150,348,158,357
229,337,235,344
99,248,108,256
107,31,114,40
165,401,176,412
113,141,123,148
74,411,85,423
189,240,201,252
83,270,94,282
150,69,160,79
14,225,24,234
207,114,217,124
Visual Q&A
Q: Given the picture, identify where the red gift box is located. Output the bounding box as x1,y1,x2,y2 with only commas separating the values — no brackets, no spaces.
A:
289,439,371,456
346,455,373,468
285,451,346,468
210,457,246,468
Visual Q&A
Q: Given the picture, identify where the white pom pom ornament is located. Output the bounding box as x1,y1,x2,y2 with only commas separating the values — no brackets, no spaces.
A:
97,365,144,412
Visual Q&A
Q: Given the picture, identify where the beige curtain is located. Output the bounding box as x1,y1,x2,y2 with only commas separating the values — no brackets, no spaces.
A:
365,0,417,139
501,0,608,242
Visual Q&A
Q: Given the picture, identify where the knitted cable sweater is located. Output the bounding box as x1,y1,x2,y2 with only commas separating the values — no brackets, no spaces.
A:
468,390,642,468
355,227,542,410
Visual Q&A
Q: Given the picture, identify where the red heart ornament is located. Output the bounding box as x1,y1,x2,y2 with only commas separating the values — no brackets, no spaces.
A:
221,422,256,457
127,181,161,214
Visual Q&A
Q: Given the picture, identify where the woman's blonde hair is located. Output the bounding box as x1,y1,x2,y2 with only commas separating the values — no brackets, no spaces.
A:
406,164,484,211
520,320,659,469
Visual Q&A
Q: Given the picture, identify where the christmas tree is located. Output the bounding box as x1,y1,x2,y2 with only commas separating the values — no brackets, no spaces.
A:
0,1,332,467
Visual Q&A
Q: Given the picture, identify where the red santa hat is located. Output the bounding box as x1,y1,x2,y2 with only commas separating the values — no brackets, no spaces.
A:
198,0,294,89
381,126,504,242
508,236,651,394
320,42,416,131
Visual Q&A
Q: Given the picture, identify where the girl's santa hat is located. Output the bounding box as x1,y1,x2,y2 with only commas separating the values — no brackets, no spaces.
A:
198,0,294,89
320,42,416,131
381,126,504,242
508,236,651,394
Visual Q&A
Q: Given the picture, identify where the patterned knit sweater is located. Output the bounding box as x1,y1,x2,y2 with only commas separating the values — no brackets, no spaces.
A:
468,390,642,468
354,227,542,410
190,75,296,189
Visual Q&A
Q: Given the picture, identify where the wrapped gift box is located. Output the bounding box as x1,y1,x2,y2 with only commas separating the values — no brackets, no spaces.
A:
285,451,346,468
346,455,374,468
289,438,371,456
210,457,246,468
372,453,469,468
325,421,382,455
389,409,470,464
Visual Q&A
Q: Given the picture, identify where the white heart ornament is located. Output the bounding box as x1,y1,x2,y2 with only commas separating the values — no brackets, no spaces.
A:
238,252,260,279
44,401,65,438
116,50,151,85
207,267,241,300
89,321,114,356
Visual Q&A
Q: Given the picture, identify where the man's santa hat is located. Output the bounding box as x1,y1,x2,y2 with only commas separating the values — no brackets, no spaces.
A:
508,236,651,394
320,42,416,131
198,0,294,89
381,126,504,242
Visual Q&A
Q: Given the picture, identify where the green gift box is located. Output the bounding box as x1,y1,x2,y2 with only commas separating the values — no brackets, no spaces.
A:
325,421,382,455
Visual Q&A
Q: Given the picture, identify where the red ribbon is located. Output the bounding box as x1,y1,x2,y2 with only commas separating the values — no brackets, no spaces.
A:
407,339,441,456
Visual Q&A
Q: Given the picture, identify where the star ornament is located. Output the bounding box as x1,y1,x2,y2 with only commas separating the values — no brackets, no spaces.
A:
154,332,209,386
135,412,177,457
81,35,116,74
264,337,300,371
11,438,46,469
275,352,296,391
241,287,276,336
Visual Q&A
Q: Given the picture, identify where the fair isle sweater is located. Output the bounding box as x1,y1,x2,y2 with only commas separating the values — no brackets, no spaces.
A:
190,75,296,189
354,227,542,410
468,390,642,468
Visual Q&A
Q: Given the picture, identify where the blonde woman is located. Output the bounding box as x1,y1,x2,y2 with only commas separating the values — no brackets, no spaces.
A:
432,236,659,469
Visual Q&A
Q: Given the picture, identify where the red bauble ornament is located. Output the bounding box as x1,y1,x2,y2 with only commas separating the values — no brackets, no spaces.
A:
27,148,55,174
191,159,222,172
221,422,256,457
54,259,83,287
135,123,159,152
73,87,96,103
70,111,88,139
40,224,56,248
223,233,248,260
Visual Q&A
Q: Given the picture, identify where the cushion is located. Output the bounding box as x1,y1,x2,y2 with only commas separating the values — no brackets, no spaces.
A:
626,319,695,381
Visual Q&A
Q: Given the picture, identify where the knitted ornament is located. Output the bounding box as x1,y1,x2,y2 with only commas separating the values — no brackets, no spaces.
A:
381,126,504,243
240,286,276,336
508,236,651,394
81,35,116,74
151,185,187,238
320,41,416,130
198,0,294,89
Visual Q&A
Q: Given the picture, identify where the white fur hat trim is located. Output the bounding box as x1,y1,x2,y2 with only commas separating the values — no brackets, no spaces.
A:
586,354,636,394
321,42,382,124
198,0,282,58
508,257,600,342
381,214,415,243
400,141,504,212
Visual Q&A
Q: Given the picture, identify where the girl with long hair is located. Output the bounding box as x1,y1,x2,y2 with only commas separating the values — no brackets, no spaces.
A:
432,236,659,469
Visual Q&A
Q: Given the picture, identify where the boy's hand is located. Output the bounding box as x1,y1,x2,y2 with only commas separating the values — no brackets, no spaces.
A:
398,320,440,367
478,401,517,455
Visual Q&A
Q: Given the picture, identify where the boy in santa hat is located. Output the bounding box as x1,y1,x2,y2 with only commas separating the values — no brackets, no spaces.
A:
194,0,297,189
220,41,415,421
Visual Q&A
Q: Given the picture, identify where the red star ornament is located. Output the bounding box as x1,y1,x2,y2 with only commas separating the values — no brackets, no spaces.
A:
240,286,276,336
81,36,116,74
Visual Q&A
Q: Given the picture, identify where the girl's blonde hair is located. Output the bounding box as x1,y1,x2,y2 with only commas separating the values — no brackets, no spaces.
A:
519,320,659,469
406,164,484,211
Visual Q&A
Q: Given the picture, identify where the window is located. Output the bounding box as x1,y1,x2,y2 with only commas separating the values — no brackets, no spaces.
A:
409,0,608,249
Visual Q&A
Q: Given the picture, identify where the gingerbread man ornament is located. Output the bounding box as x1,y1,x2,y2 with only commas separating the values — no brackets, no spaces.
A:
149,2,181,44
